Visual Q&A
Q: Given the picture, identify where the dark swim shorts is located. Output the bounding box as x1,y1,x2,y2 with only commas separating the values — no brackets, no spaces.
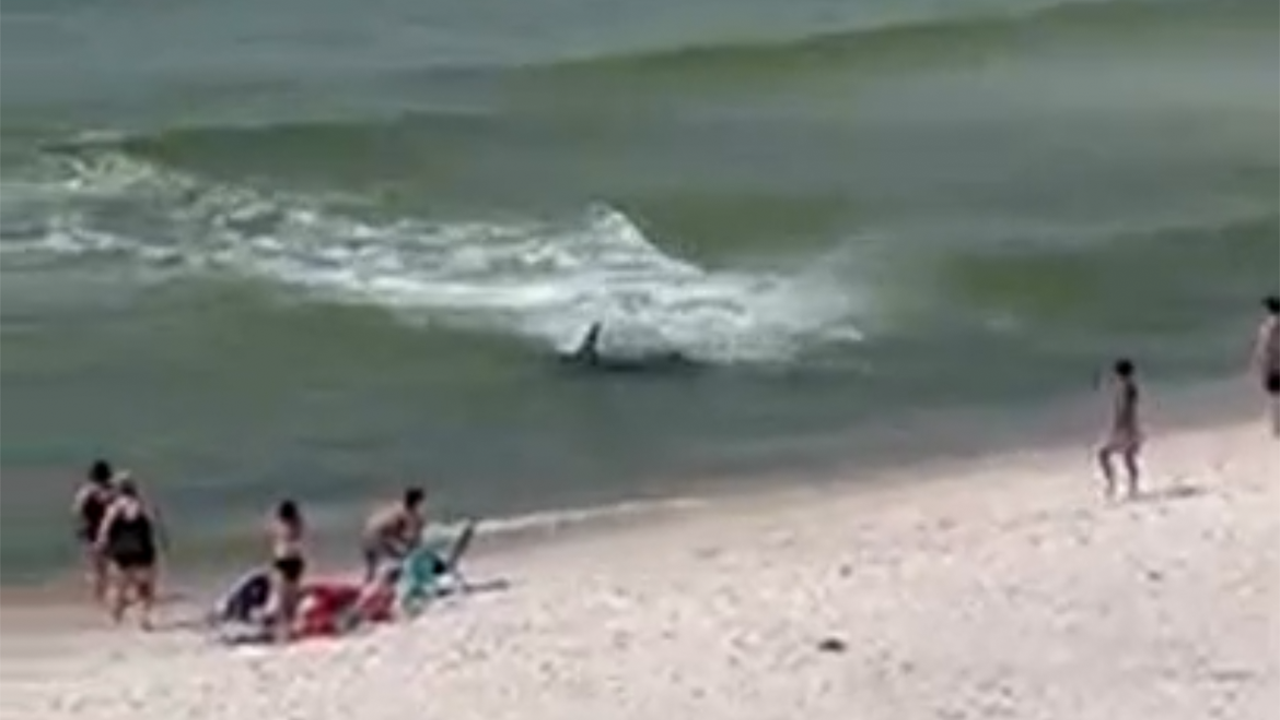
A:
273,555,306,583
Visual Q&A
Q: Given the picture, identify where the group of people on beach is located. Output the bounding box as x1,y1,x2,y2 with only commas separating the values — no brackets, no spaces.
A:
73,464,432,638
258,487,430,641
67,296,1280,630
1096,295,1279,500
71,462,164,628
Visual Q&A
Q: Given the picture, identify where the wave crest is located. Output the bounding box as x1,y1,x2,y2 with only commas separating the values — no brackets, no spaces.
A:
1,150,866,364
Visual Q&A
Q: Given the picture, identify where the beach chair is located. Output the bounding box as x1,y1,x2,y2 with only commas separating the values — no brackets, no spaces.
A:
396,518,477,615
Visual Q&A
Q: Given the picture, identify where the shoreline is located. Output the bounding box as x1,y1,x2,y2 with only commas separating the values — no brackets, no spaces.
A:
2,413,1275,719
0,375,1265,619
2,402,1277,718
0,375,1269,634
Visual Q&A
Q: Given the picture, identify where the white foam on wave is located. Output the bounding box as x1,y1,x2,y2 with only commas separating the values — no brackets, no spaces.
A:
1,151,866,363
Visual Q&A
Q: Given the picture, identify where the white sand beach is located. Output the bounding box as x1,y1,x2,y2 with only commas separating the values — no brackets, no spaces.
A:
2,418,1277,720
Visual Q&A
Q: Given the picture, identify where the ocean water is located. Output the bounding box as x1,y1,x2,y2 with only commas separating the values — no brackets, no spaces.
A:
1,0,1276,582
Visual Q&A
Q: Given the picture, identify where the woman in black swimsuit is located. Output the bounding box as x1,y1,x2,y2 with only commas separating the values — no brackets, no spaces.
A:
95,478,162,629
72,460,116,603
267,499,307,642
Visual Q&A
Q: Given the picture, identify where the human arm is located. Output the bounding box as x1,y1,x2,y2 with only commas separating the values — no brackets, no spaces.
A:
94,503,120,552
1250,323,1273,375
151,503,171,553
71,487,89,520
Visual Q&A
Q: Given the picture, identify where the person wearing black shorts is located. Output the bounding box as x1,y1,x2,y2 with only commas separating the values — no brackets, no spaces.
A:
267,499,307,642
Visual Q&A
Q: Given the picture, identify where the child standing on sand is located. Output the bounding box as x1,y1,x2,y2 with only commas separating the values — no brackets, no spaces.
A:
1098,358,1143,500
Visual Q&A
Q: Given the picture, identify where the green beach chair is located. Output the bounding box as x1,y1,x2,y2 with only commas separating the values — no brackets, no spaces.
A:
396,518,477,615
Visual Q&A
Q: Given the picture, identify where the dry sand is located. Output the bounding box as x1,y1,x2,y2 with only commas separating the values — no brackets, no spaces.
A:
2,419,1277,720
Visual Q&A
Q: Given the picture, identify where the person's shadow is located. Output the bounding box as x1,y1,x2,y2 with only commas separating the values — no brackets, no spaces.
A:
1133,483,1205,503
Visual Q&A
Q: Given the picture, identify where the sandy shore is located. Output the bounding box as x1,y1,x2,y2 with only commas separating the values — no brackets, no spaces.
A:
2,417,1277,720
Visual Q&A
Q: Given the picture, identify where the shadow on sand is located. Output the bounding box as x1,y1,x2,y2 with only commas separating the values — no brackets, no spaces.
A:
1133,483,1206,504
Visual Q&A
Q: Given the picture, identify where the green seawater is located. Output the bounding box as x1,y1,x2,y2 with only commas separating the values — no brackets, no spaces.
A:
2,0,1276,581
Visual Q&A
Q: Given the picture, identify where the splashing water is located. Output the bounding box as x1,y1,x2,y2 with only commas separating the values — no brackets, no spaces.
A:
1,150,866,363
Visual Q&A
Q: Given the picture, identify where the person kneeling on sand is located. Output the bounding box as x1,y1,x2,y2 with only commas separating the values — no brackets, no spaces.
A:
361,487,427,582
1097,358,1143,500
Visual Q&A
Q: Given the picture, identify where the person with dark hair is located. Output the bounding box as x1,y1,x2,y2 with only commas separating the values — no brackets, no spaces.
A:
266,499,307,642
95,476,162,629
1251,295,1280,436
72,459,117,603
1097,358,1143,500
360,487,427,582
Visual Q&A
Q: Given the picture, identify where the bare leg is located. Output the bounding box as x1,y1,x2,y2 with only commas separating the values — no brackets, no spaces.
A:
85,548,108,604
109,571,129,625
1269,395,1280,437
1123,448,1141,499
136,569,156,631
93,554,109,604
271,573,298,644
1097,447,1116,499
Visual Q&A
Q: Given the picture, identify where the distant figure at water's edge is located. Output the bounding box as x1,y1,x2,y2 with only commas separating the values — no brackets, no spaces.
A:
1097,358,1144,501
1251,295,1280,436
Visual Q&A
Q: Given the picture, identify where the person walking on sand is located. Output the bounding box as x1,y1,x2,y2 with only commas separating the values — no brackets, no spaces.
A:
72,459,117,603
1250,295,1280,437
361,487,427,582
1098,358,1143,500
266,499,307,643
95,477,164,629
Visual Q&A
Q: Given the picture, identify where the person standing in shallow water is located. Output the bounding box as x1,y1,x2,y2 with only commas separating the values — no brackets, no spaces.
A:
72,459,117,603
95,477,163,629
1250,295,1280,437
1097,359,1143,500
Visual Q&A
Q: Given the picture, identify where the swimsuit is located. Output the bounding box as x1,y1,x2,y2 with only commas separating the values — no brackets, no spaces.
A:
273,554,306,583
106,512,156,569
76,491,109,544
272,523,307,582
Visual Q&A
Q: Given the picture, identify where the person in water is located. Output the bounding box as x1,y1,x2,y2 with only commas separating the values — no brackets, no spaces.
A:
72,459,117,603
361,487,427,582
1250,295,1280,437
559,322,695,371
95,477,163,629
266,499,307,643
1097,358,1143,500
